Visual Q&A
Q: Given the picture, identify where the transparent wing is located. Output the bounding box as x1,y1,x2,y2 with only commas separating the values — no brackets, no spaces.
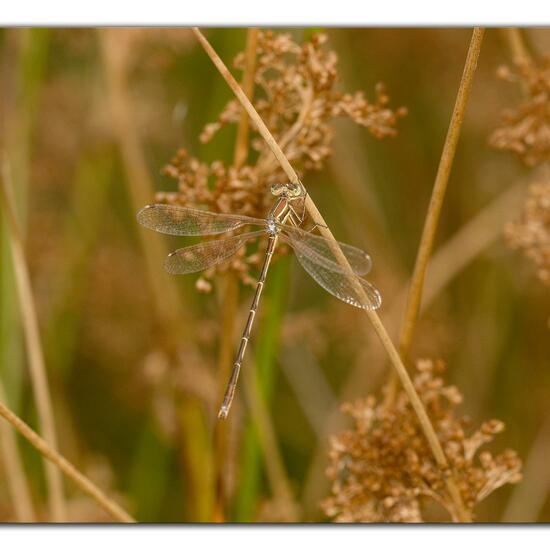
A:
290,243,382,311
164,231,263,275
137,204,265,236
279,225,372,276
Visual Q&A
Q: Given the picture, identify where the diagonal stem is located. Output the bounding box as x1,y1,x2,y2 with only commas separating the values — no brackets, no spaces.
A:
0,380,35,521
213,28,259,522
0,399,135,523
384,28,485,407
192,27,470,522
396,28,485,363
0,156,67,521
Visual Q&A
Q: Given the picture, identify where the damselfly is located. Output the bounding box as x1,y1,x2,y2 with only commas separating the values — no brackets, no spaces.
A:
137,182,381,419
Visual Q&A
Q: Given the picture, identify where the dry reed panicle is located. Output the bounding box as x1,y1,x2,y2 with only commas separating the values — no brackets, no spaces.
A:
489,58,550,166
505,177,550,285
489,55,550,286
323,359,522,523
158,30,405,290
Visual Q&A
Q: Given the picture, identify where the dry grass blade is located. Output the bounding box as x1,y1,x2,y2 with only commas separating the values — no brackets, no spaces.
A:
503,28,534,66
0,399,135,523
502,417,550,522
213,27,260,521
0,380,35,521
0,156,67,521
397,28,485,362
98,29,183,329
192,27,470,522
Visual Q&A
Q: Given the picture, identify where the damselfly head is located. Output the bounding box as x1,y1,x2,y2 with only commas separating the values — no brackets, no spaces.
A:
270,182,303,199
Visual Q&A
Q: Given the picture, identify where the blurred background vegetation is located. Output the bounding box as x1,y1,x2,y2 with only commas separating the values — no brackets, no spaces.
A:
0,28,548,523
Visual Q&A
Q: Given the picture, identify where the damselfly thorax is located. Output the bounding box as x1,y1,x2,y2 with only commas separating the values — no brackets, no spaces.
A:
137,182,381,419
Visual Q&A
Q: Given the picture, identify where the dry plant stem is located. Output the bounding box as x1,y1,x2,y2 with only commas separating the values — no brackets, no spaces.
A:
384,28,484,408
98,30,182,331
398,27,484,360
192,27,470,522
0,400,135,523
0,380,35,521
242,355,298,521
502,28,535,97
502,418,550,522
0,158,67,521
213,28,259,521
504,28,534,66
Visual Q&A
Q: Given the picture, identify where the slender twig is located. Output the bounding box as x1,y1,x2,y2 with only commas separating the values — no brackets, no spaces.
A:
502,28,535,98
213,28,259,522
502,417,550,522
0,399,135,523
503,28,534,66
0,380,35,521
234,29,259,169
397,28,485,361
0,156,67,521
192,27,470,522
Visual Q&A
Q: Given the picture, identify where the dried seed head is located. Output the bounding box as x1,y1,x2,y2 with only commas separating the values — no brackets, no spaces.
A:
489,58,550,166
322,359,522,522
160,31,405,287
505,177,550,285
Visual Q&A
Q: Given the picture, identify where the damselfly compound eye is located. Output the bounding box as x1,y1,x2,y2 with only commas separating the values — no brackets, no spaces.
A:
270,183,286,196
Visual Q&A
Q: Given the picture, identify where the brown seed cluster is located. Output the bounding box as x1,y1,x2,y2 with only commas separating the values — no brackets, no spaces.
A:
489,59,550,166
322,359,522,522
159,31,405,288
505,177,550,285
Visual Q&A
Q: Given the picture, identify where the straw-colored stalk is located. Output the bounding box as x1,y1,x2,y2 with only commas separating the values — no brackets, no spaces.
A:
0,399,135,523
503,28,534,66
0,157,67,521
397,28,485,360
191,27,470,522
502,417,550,522
0,380,35,521
98,30,182,329
213,27,259,521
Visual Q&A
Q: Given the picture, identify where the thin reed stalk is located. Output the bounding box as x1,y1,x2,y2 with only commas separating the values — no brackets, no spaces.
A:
502,418,550,522
0,157,67,521
397,28,485,360
213,274,239,521
98,30,182,330
383,28,484,407
0,380,35,521
503,28,534,66
192,27,470,522
0,399,135,523
213,28,259,521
